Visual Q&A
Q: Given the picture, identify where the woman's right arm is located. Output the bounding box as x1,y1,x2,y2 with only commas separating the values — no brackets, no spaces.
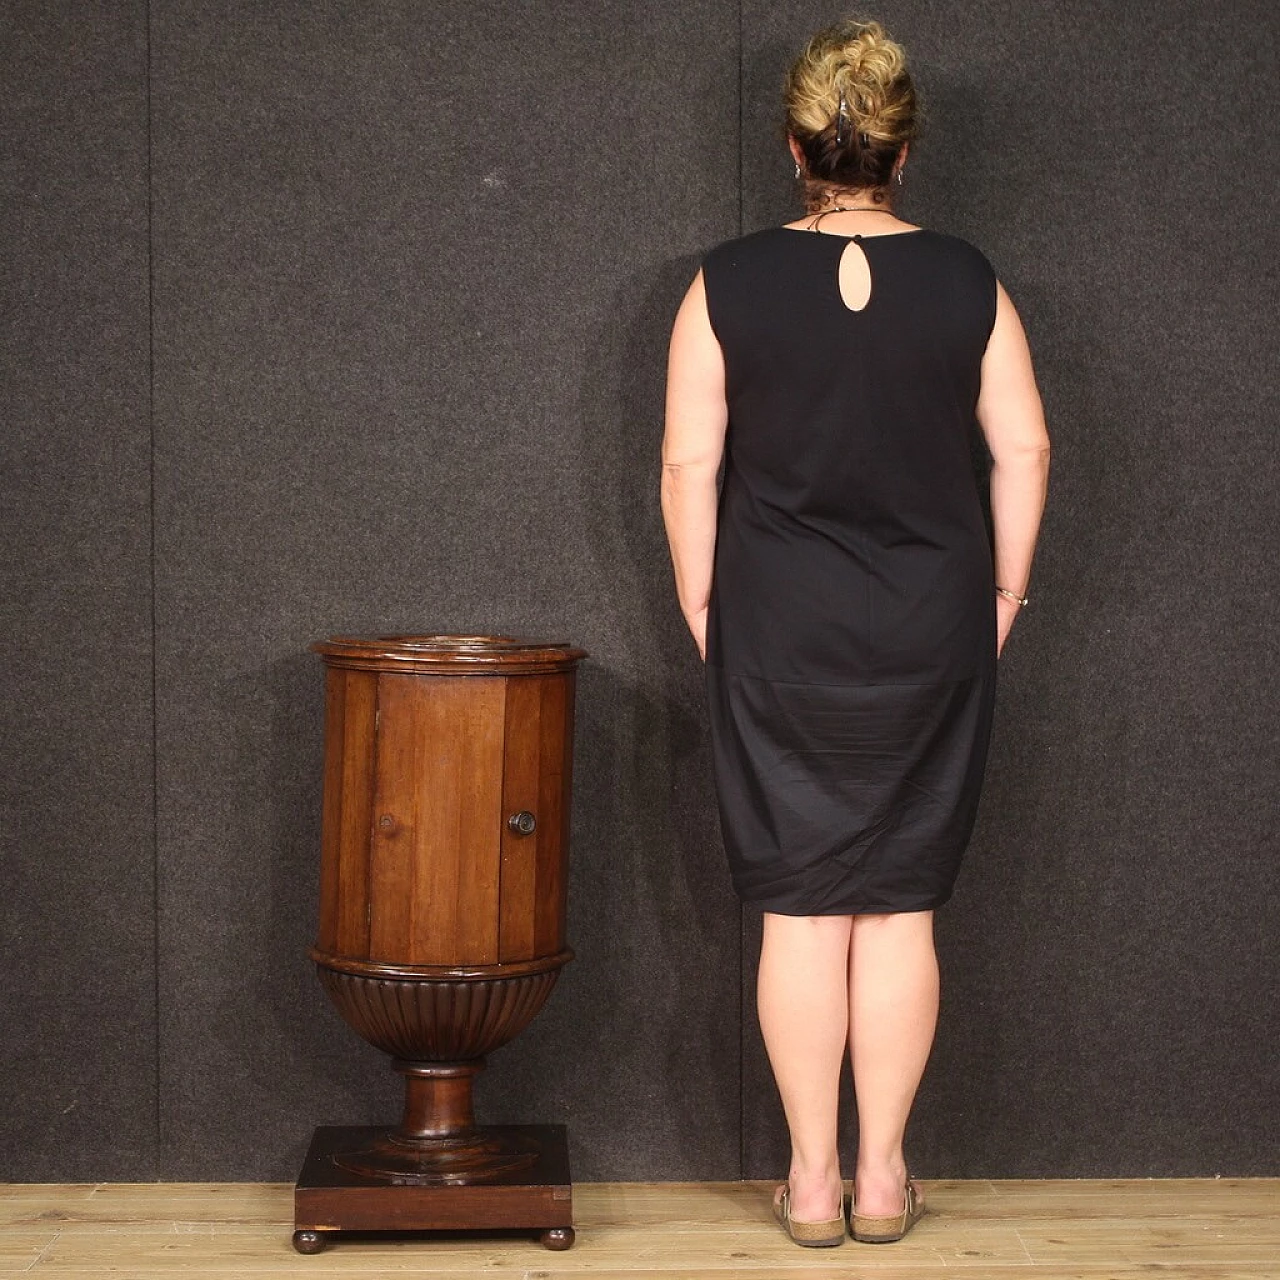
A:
975,279,1052,657
661,269,729,661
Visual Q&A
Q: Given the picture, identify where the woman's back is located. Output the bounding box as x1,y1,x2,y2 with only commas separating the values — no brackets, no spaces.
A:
701,225,998,685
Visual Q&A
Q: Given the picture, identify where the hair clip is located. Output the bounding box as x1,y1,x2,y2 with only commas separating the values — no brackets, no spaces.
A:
835,90,851,147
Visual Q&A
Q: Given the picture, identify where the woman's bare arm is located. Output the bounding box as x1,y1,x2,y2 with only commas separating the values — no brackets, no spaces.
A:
975,279,1052,656
661,269,729,660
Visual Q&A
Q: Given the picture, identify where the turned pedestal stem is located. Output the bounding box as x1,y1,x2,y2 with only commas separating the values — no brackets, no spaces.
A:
396,1061,482,1140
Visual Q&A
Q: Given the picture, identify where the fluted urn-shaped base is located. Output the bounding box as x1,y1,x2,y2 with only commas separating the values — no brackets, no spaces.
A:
314,952,571,1184
315,959,566,1060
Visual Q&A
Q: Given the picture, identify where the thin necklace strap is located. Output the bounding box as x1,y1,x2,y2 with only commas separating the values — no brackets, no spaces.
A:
807,205,898,232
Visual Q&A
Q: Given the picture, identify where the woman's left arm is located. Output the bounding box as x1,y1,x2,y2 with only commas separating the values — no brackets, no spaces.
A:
661,268,729,661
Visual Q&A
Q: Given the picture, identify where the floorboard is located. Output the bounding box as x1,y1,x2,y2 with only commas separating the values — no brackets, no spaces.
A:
0,1179,1275,1277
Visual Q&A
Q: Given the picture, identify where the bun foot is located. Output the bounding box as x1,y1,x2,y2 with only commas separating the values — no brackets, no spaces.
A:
292,1230,327,1254
540,1225,575,1250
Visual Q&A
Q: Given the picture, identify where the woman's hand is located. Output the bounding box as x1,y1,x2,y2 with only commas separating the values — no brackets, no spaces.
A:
687,607,708,662
996,594,1021,658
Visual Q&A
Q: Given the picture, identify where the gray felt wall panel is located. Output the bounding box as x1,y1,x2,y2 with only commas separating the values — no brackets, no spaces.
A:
3,0,1276,1182
0,7,156,1178
149,2,741,1179
739,0,1279,1178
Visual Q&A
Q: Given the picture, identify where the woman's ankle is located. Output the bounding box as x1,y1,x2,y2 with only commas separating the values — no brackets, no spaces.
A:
853,1154,908,1201
784,1161,844,1219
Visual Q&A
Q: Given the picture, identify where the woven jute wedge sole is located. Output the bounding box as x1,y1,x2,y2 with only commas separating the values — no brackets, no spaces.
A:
771,1183,846,1248
849,1175,926,1243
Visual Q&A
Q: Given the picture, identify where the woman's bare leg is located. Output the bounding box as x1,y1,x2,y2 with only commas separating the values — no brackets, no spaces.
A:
848,909,939,1216
757,911,852,1222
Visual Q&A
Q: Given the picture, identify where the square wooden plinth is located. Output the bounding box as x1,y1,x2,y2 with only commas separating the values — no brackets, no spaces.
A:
292,1124,573,1252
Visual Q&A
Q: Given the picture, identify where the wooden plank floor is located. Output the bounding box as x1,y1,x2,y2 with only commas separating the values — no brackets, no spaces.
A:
1,1179,1277,1277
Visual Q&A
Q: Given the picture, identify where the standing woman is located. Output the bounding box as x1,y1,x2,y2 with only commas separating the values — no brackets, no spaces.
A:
661,16,1050,1248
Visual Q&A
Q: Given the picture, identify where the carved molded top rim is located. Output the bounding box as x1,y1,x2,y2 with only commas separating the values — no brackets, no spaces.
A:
311,634,588,671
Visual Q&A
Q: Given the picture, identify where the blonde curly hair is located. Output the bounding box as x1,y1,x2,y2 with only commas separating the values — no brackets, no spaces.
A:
783,16,921,202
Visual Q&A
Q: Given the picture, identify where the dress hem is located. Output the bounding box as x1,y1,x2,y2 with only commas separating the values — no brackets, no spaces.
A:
738,890,956,917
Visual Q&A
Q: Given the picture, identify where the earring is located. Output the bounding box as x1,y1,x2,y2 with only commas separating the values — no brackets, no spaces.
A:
794,161,802,178
896,168,904,186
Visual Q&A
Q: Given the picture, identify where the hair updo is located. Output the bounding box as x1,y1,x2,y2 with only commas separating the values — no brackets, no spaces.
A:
782,16,921,202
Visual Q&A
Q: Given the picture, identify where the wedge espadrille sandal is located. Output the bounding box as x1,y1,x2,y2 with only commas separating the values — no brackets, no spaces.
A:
771,1182,846,1248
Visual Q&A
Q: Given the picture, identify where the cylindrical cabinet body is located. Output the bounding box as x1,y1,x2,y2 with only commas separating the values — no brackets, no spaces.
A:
296,635,587,1231
313,644,578,973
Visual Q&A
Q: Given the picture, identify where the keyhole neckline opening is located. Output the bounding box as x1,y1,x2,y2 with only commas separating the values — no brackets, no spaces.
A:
836,238,874,313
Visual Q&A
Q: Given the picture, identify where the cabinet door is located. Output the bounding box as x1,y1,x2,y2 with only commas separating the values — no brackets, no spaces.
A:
498,672,576,962
368,674,505,965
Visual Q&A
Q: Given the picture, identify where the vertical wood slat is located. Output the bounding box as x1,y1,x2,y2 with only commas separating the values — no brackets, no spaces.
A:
315,668,377,958
334,670,377,956
368,674,505,966
498,677,544,961
419,676,505,964
539,674,573,955
366,675,418,961
314,669,347,954
498,674,573,961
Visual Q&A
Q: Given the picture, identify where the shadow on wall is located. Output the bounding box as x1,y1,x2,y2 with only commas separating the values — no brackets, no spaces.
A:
488,250,743,1179
259,649,397,1178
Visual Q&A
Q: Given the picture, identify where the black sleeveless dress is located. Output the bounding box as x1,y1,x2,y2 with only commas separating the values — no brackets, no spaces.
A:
701,225,999,915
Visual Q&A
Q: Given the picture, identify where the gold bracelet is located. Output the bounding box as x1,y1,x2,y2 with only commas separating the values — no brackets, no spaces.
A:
996,585,1029,607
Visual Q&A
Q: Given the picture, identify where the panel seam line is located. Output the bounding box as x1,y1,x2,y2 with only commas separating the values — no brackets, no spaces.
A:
145,0,161,1173
736,0,745,1184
